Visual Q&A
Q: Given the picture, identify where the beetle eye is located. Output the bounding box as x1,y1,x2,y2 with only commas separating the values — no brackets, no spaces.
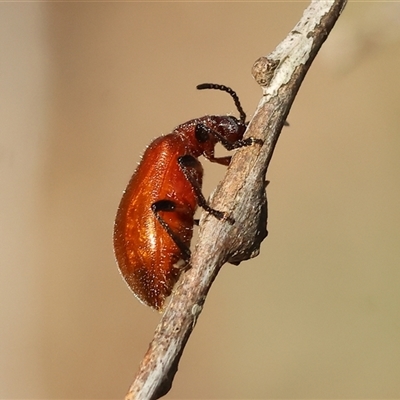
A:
195,124,209,143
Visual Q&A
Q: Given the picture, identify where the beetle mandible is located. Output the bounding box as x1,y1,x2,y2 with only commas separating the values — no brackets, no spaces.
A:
113,83,261,310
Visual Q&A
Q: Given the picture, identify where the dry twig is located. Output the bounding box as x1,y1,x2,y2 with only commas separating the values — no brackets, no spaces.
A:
125,1,347,399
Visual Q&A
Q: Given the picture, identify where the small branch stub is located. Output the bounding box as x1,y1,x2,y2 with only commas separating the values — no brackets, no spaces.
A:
252,57,279,87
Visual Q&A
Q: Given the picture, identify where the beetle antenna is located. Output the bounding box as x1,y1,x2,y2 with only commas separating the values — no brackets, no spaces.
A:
196,83,246,124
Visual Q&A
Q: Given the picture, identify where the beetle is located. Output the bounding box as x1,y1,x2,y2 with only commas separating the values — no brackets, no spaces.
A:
113,83,261,310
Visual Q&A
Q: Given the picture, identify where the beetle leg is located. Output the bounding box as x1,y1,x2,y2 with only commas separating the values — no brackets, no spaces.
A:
151,200,192,263
195,123,263,152
178,155,234,224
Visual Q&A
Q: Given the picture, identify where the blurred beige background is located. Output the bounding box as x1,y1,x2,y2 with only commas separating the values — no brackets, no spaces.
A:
1,2,400,399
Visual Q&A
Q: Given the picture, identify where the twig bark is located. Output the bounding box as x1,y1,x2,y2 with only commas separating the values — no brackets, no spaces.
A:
125,1,347,399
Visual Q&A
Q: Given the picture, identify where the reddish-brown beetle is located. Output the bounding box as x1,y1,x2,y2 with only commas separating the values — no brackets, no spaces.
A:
113,84,260,310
